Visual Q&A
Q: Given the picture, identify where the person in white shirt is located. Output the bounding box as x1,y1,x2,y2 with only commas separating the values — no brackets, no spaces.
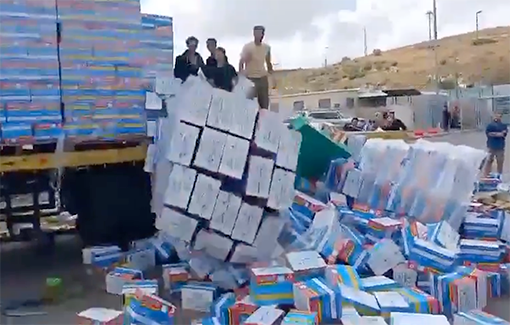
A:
239,25,273,109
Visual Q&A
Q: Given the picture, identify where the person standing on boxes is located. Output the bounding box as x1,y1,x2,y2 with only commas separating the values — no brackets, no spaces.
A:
203,38,218,83
205,38,218,67
239,25,273,110
484,112,507,176
174,36,205,82
210,47,238,92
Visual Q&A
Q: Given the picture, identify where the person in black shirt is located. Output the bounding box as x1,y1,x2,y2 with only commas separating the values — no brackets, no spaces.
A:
389,111,407,130
211,47,238,92
383,112,408,131
206,38,217,67
343,118,362,131
174,36,205,82
442,104,451,131
203,38,218,81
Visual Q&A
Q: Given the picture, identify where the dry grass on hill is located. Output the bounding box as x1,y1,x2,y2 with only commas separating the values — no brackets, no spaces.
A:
273,26,510,94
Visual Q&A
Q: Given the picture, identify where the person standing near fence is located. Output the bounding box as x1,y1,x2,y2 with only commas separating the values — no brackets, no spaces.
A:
484,113,507,176
239,25,273,110
442,103,451,131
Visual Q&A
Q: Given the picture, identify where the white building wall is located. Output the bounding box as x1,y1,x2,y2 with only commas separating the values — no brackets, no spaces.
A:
270,89,360,113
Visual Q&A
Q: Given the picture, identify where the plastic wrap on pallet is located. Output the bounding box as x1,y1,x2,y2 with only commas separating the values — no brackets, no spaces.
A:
345,133,367,162
347,139,486,226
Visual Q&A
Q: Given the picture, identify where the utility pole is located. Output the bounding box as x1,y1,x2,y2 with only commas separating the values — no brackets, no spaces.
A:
426,11,433,41
324,46,328,67
432,0,438,40
430,0,439,93
475,10,482,39
363,27,368,56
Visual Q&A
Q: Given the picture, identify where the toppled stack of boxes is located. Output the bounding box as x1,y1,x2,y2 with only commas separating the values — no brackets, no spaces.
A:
0,0,170,143
79,77,510,325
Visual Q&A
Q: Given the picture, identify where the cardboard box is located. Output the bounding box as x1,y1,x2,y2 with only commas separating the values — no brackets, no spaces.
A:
231,203,264,244
246,156,274,199
194,127,228,173
165,122,200,166
209,191,242,236
250,266,295,306
163,164,197,210
218,135,250,180
267,168,296,210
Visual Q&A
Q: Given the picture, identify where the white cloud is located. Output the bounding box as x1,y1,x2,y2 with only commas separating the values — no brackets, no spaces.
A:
141,0,510,69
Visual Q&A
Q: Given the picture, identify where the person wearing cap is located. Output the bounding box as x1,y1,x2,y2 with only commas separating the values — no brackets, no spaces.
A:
174,36,205,82
239,25,273,109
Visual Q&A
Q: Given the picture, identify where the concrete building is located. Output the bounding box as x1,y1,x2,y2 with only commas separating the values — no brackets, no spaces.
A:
268,87,456,130
269,88,360,113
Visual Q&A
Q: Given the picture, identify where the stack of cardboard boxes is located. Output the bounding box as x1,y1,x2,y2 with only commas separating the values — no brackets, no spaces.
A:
0,0,62,142
0,0,174,143
58,0,146,139
140,14,174,87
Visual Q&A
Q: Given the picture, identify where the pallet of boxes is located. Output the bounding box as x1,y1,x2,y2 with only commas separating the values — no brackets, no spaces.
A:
153,74,301,274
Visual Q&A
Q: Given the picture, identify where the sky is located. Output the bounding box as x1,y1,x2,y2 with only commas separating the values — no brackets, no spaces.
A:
141,0,510,69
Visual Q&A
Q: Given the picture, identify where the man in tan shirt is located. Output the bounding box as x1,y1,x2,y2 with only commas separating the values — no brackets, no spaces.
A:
239,25,273,109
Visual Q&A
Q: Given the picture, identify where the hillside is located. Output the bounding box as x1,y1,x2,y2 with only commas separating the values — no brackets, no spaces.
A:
273,26,510,94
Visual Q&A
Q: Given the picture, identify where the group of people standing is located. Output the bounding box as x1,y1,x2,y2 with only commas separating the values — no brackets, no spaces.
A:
343,111,407,132
173,25,273,110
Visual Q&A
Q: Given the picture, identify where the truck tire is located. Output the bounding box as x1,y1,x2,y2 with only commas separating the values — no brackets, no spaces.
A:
61,163,156,249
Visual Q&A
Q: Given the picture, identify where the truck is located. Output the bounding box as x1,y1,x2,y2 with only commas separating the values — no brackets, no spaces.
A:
0,0,172,250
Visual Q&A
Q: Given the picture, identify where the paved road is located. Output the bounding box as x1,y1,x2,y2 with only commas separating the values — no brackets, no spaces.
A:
428,130,510,175
1,130,509,324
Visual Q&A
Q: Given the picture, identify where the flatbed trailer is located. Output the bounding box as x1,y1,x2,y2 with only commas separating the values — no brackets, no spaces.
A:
0,143,147,172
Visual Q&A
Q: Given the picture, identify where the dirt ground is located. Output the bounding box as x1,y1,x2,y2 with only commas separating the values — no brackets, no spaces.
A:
0,235,208,324
1,131,510,324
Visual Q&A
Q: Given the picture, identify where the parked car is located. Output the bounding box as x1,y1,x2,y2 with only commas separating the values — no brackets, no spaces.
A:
305,110,354,127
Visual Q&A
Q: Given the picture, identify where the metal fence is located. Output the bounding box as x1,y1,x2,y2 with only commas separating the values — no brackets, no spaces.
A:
386,90,495,131
445,85,495,130
388,93,445,131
